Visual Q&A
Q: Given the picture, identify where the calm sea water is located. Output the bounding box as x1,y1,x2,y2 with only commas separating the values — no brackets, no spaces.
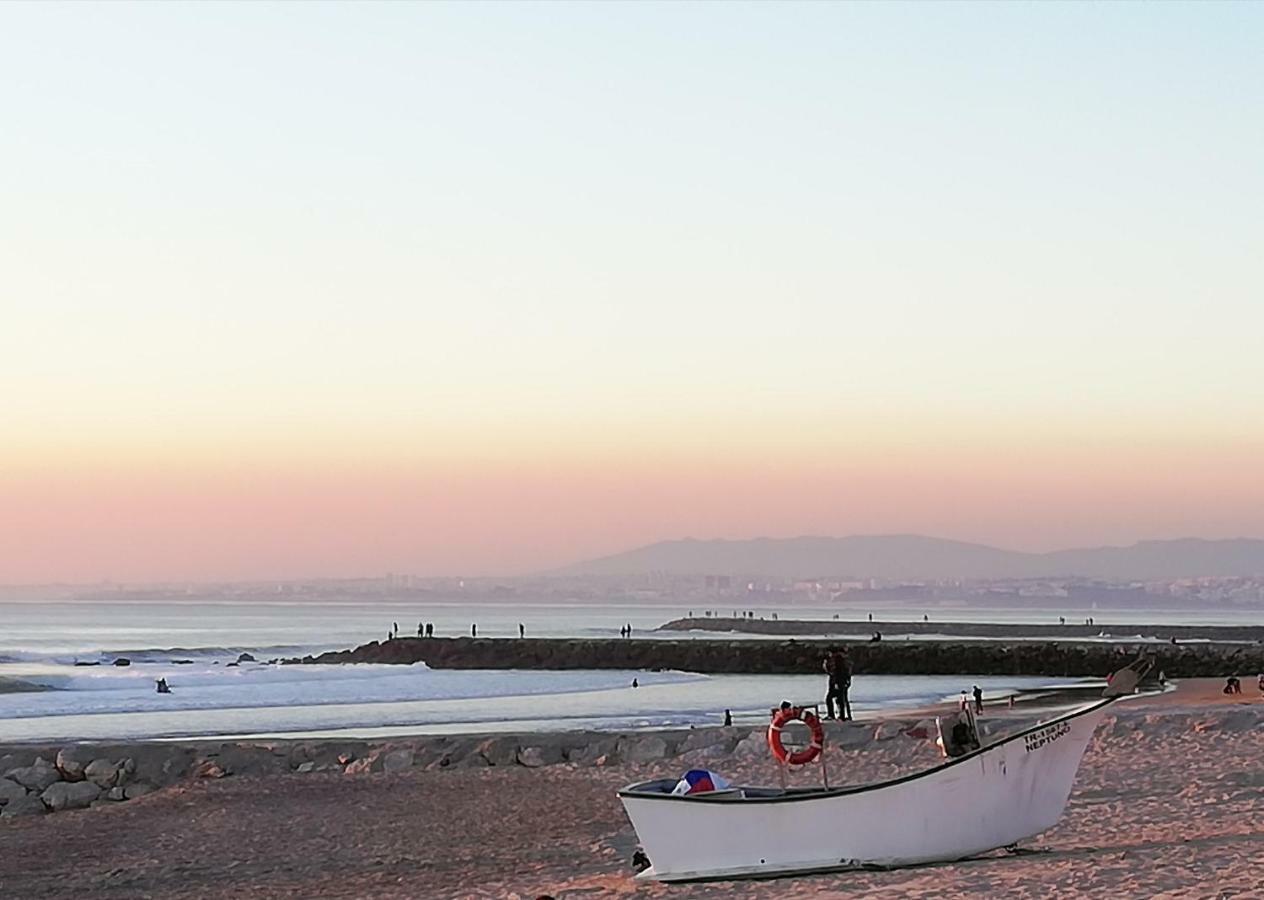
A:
0,597,1228,743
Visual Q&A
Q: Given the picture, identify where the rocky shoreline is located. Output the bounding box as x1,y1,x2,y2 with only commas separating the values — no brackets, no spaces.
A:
1,709,1047,821
288,635,1264,677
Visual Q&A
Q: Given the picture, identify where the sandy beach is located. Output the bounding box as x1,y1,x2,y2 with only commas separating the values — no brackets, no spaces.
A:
2,679,1261,899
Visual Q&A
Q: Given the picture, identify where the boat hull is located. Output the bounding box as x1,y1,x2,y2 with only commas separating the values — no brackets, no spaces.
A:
620,699,1111,882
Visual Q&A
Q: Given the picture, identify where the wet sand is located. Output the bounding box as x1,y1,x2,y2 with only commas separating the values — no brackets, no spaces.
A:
2,679,1262,899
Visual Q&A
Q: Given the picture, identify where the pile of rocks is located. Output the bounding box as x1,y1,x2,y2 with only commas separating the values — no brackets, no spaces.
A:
1,714,1043,820
0,747,157,818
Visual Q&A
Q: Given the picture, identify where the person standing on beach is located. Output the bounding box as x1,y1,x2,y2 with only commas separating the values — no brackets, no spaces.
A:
518,623,525,638
972,685,984,713
823,648,852,720
471,623,477,638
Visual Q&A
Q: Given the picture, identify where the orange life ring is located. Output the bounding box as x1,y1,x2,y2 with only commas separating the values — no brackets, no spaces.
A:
768,706,824,765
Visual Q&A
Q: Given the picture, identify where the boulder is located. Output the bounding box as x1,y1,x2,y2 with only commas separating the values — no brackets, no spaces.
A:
0,752,34,773
344,753,384,775
831,723,877,750
381,748,415,773
130,746,194,786
107,786,126,801
872,723,900,742
296,761,317,774
621,736,670,764
56,746,93,781
475,736,521,767
6,761,61,792
449,752,490,769
112,658,130,667
42,780,102,811
678,728,732,754
517,744,565,768
84,759,121,788
208,744,287,777
116,757,136,785
1,794,47,818
0,778,28,805
237,652,256,664
123,783,156,800
568,737,619,767
732,732,768,758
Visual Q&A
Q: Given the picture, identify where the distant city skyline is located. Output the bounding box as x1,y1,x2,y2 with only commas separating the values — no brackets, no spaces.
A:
3,3,1263,582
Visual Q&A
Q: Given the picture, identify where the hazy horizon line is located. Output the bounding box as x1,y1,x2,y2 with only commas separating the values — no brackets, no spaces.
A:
5,531,1263,589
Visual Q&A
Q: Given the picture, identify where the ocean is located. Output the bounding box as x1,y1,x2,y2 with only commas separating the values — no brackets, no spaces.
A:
0,597,1231,744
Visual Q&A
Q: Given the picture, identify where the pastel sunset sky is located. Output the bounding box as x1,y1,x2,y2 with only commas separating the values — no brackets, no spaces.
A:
3,3,1262,582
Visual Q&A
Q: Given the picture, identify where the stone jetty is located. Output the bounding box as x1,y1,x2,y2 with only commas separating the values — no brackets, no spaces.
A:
289,635,1264,677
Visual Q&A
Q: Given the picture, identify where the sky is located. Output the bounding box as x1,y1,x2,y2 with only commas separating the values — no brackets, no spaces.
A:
2,2,1263,583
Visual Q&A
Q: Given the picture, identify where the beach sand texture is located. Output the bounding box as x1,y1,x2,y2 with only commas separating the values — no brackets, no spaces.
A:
1,681,1262,899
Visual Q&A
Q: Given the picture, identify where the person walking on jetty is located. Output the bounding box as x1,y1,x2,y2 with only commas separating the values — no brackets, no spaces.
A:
471,624,477,638
972,685,984,713
518,623,525,638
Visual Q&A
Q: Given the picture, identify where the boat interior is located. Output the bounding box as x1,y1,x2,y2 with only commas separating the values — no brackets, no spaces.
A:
625,778,834,799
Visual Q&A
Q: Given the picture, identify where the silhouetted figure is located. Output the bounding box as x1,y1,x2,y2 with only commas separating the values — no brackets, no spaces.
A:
426,623,433,638
518,623,525,638
631,850,651,873
723,709,732,727
870,631,882,642
155,678,171,694
1059,616,1066,625
632,678,639,688
923,614,929,623
1224,676,1242,694
471,624,477,638
972,685,984,713
393,622,399,638
625,623,632,637
417,623,423,637
823,648,852,720
868,613,873,622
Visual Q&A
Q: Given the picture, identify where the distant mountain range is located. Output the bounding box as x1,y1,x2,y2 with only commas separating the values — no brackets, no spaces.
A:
559,535,1264,581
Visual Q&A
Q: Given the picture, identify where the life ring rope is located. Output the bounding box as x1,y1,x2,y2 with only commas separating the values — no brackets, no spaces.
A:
767,706,825,766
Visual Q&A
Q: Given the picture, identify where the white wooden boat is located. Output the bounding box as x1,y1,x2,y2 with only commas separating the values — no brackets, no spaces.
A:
619,695,1116,882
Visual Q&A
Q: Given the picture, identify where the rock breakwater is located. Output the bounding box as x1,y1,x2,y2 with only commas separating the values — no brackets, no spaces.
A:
288,636,1264,677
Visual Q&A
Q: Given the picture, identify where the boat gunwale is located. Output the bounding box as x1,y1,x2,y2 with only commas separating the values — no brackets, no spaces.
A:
617,695,1115,804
